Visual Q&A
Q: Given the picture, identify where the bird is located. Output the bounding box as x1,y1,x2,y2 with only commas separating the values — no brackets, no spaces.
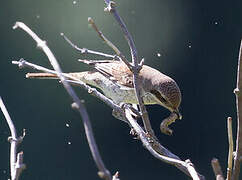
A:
26,59,182,135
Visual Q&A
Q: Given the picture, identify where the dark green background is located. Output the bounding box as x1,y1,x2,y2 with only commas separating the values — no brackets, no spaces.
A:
1,0,242,179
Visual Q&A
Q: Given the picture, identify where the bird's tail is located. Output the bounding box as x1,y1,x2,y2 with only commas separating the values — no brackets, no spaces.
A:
26,73,58,79
25,72,87,81
25,71,100,87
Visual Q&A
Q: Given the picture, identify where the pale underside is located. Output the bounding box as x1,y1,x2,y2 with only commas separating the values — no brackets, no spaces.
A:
70,71,159,105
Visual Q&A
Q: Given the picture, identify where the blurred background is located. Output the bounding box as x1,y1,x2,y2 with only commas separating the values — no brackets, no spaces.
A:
1,0,242,179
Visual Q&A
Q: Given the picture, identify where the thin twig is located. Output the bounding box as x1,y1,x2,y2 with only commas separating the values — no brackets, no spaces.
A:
103,0,155,137
232,39,242,180
13,22,112,180
60,33,115,58
12,59,122,115
0,97,26,180
185,159,200,180
211,158,224,180
102,2,205,178
112,171,120,180
227,117,233,180
124,105,204,180
88,17,131,69
13,57,206,178
103,0,137,63
12,5,206,179
89,6,154,135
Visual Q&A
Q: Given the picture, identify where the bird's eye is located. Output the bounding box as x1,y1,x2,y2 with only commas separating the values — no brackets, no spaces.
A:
150,89,168,104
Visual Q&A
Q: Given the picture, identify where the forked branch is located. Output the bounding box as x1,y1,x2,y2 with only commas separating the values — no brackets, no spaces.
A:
0,97,26,180
232,39,242,180
13,22,112,180
12,2,205,179
103,0,155,139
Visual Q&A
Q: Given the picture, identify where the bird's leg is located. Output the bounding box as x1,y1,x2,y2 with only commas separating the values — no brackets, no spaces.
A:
112,103,140,122
160,112,179,135
112,103,143,139
128,104,141,118
112,109,127,122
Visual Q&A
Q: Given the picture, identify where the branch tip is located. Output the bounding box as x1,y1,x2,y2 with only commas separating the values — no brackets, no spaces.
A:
233,88,240,95
12,58,26,69
12,21,22,30
139,58,145,67
88,17,92,23
211,158,224,180
112,171,120,180
71,102,79,110
98,170,110,179
104,1,116,12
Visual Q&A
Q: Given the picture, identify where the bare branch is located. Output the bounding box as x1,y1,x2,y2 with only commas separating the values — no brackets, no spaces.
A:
13,57,206,179
232,39,242,180
103,0,155,139
124,105,204,180
112,171,120,180
100,4,205,179
185,159,200,180
13,22,112,180
211,158,224,180
12,3,205,179
60,33,115,58
12,59,122,115
227,117,233,180
0,97,26,180
103,0,138,63
88,17,131,69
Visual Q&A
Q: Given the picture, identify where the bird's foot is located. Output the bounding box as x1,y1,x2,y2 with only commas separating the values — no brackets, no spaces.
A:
112,109,128,122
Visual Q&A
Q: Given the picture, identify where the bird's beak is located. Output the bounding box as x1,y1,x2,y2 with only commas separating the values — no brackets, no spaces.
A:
173,109,182,120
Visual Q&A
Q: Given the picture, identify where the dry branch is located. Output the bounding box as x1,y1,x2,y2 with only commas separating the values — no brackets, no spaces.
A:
232,40,242,180
11,1,206,179
103,0,155,140
102,1,204,179
13,22,112,180
211,158,224,180
0,97,26,180
227,117,233,180
61,33,115,58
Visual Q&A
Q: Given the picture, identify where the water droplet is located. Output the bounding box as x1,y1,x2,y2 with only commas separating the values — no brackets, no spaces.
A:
36,15,40,19
65,123,70,128
214,21,218,25
157,53,161,57
73,1,77,5
68,141,71,145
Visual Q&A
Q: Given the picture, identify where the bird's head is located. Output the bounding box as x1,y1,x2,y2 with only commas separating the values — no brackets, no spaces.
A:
150,79,182,119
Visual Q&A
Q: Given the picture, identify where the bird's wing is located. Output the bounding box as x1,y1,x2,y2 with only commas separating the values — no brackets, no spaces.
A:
79,59,134,88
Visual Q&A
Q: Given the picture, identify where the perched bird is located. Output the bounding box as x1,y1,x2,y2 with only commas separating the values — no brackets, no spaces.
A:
26,59,182,135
